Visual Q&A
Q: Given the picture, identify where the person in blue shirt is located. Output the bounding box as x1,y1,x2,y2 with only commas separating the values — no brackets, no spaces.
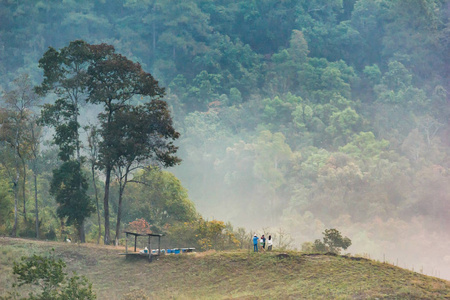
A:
253,234,259,252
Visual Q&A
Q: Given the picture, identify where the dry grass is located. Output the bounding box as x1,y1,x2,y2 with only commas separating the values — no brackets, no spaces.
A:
1,237,449,299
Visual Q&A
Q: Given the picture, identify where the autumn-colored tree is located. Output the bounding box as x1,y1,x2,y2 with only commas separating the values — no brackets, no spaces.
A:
126,218,152,235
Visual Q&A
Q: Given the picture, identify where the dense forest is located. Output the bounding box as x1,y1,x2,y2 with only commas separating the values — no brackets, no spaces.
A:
0,0,449,279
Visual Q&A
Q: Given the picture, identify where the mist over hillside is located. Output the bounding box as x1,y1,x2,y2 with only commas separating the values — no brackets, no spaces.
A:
0,0,449,280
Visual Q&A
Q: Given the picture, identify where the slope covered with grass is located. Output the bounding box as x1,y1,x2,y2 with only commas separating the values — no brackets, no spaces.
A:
1,237,449,299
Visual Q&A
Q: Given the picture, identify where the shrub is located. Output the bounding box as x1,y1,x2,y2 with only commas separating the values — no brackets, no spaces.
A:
167,219,240,251
9,251,96,299
312,228,352,254
301,241,315,252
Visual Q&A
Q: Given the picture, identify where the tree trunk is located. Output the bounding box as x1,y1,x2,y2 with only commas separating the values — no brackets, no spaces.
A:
74,104,84,243
34,172,39,239
114,193,123,246
12,179,18,237
79,221,86,243
21,158,27,219
114,180,127,246
91,165,101,244
60,219,65,241
74,100,81,163
103,166,111,245
152,16,156,54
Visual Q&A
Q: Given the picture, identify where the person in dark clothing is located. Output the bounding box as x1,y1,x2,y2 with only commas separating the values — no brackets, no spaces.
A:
260,234,266,251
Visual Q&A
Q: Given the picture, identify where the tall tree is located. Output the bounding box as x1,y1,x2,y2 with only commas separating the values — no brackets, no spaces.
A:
37,40,95,242
86,125,102,244
0,159,14,232
87,44,173,245
28,116,42,238
0,74,39,236
106,102,180,245
0,125,21,237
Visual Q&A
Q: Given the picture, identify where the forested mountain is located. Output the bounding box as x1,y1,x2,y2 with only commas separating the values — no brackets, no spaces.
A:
0,0,449,279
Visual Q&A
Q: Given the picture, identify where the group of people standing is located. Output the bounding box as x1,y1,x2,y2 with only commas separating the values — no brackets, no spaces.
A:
252,234,273,252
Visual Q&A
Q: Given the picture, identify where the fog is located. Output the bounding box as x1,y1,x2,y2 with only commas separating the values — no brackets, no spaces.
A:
171,134,450,280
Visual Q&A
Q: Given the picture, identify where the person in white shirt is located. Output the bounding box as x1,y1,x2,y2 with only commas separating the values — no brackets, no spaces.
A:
267,235,273,251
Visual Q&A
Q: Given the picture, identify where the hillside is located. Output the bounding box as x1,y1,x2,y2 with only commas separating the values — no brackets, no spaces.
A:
1,238,449,299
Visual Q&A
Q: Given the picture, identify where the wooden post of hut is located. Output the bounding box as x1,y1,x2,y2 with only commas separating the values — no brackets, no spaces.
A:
125,232,128,257
158,235,161,255
148,234,152,262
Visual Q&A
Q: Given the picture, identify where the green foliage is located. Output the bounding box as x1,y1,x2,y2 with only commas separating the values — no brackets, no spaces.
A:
11,252,95,299
13,254,65,298
100,100,181,171
262,94,302,128
184,71,223,111
301,241,315,253
326,107,362,146
37,40,94,162
60,274,96,300
50,161,94,238
381,61,412,92
299,148,330,183
340,132,389,164
122,167,197,230
323,228,352,253
363,64,381,85
313,239,328,253
228,88,242,105
0,166,13,234
0,74,41,237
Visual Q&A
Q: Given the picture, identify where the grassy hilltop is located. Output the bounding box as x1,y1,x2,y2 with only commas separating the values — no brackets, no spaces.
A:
1,237,449,299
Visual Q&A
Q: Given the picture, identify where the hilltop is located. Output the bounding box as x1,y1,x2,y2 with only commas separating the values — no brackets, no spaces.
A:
1,237,449,299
